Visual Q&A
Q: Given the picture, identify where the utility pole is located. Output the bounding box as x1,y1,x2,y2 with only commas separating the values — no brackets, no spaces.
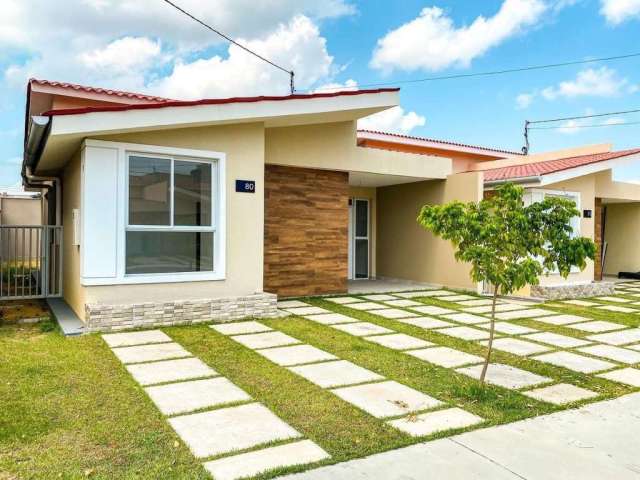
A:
522,120,530,155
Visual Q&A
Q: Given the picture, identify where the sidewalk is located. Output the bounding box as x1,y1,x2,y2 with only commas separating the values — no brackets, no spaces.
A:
285,392,640,480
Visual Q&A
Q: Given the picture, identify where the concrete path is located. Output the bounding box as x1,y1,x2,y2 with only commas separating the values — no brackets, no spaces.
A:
284,392,640,480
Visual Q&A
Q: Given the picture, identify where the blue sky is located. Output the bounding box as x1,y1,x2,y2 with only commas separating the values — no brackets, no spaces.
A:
1,0,640,187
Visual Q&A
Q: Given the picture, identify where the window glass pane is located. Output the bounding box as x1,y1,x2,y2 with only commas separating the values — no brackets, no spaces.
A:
355,200,368,237
129,156,171,225
355,239,369,279
174,160,212,226
126,231,214,274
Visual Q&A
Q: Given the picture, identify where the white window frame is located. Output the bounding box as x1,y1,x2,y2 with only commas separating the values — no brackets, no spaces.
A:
83,140,226,285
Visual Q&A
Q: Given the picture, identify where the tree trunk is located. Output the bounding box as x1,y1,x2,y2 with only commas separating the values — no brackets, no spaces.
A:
479,284,499,384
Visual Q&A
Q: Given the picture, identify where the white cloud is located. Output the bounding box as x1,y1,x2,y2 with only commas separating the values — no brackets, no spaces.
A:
600,0,640,24
79,37,162,73
370,0,546,73
358,107,426,134
516,93,534,109
541,67,628,99
312,79,358,93
150,16,334,98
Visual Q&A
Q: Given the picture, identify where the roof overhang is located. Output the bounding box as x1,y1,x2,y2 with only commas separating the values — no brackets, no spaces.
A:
35,89,400,173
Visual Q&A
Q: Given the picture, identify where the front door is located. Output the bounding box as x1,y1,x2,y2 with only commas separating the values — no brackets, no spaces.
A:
348,198,369,280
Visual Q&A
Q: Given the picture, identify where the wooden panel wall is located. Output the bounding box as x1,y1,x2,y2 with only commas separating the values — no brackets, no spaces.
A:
264,165,349,297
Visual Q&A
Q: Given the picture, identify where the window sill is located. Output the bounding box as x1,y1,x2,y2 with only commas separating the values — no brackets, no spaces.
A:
82,272,226,286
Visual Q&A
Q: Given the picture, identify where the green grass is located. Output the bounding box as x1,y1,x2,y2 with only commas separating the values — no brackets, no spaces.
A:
1,287,639,479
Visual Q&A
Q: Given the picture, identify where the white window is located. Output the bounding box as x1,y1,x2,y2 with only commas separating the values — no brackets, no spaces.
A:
125,153,218,276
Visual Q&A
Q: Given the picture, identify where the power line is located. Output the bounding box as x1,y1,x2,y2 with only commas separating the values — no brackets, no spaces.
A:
160,0,295,93
528,108,640,124
530,120,640,130
308,52,640,92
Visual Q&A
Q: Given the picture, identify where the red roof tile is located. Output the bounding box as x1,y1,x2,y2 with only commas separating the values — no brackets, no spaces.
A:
42,88,401,117
30,78,173,103
482,149,640,182
357,129,522,156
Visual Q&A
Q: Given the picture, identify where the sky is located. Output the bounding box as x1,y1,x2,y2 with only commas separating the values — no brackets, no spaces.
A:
1,0,640,187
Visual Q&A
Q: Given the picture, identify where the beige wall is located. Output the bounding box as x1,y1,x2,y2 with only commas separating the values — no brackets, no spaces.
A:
65,123,266,309
376,172,483,290
0,197,42,225
349,186,377,278
595,170,640,202
62,151,86,318
603,203,640,276
266,122,451,179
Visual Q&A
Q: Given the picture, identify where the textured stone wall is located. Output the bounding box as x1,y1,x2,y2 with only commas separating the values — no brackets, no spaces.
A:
531,282,615,300
84,292,277,332
264,164,349,297
594,198,603,281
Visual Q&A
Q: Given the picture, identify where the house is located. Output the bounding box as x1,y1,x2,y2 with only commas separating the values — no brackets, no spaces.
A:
20,79,640,331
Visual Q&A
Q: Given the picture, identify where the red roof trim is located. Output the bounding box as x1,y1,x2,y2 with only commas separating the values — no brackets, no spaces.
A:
30,78,173,103
483,149,640,182
42,88,400,117
358,129,523,156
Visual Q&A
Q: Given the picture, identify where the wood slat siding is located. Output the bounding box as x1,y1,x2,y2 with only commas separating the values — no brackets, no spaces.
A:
264,165,349,297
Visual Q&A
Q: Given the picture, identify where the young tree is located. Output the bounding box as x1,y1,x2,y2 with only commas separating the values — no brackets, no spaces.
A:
417,183,595,384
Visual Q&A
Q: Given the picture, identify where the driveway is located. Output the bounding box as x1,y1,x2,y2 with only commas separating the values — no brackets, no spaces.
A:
284,391,640,480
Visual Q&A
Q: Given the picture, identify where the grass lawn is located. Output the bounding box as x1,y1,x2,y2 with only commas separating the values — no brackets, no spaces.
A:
1,287,639,479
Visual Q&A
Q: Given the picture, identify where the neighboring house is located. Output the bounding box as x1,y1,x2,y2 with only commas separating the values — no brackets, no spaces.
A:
19,79,640,331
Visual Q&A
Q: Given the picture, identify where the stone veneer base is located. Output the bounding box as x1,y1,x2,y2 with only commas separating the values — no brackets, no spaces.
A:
530,282,615,300
84,293,278,332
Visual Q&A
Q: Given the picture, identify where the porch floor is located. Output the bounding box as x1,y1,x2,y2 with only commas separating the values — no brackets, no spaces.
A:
348,278,438,295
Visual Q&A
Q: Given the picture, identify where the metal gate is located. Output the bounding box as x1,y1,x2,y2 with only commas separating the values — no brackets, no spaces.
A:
0,225,62,299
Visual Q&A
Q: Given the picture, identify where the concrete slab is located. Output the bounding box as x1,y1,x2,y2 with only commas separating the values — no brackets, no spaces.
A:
169,403,301,458
256,344,337,366
597,368,640,387
126,357,218,386
102,330,172,348
437,326,492,341
326,296,363,304
596,305,638,313
587,328,640,345
347,302,391,311
203,440,330,480
457,299,498,306
480,338,552,356
628,343,640,352
388,408,483,437
395,290,449,298
332,322,394,337
365,333,433,351
210,321,272,336
397,317,454,330
304,312,357,325
331,380,442,418
494,308,554,320
532,351,616,373
145,377,251,416
407,347,484,368
456,363,551,389
362,294,397,301
383,299,423,308
577,345,640,364
441,312,488,325
561,299,600,306
594,296,632,303
278,300,309,309
524,332,592,348
48,297,84,336
532,314,590,326
439,294,477,302
289,360,384,388
522,383,598,405
286,306,331,316
570,320,628,333
231,331,301,350
368,308,419,319
411,305,456,316
111,343,191,364
462,303,525,314
477,322,538,335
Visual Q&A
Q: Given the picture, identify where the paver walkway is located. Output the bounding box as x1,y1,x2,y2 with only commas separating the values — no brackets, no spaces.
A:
284,392,640,480
103,330,330,480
